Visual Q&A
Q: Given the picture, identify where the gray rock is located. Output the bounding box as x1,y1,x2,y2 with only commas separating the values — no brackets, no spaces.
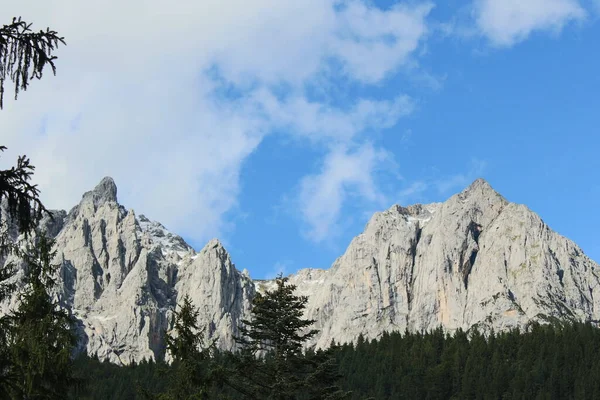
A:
286,179,599,348
1,177,598,362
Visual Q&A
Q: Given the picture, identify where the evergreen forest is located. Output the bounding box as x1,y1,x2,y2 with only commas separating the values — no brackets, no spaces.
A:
68,321,600,400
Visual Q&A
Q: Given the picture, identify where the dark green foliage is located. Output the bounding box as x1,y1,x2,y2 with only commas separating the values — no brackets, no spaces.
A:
0,17,72,399
165,295,207,363
0,315,12,399
0,144,56,399
0,146,49,239
334,322,600,399
1,15,61,300
0,245,16,302
0,145,51,307
230,275,348,400
66,321,600,399
155,294,217,400
238,277,318,356
1,234,78,399
0,17,65,109
301,346,351,400
69,355,169,400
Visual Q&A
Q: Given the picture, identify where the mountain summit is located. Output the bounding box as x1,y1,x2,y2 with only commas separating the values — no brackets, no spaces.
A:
287,178,598,347
1,178,598,362
81,176,118,206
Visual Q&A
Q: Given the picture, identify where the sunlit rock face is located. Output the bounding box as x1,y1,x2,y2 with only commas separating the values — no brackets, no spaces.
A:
1,177,598,363
0,177,252,364
287,179,599,348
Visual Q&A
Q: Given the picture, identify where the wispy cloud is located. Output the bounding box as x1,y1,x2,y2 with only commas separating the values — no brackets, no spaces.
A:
297,143,392,243
330,2,434,83
249,91,414,146
473,0,587,47
0,0,433,244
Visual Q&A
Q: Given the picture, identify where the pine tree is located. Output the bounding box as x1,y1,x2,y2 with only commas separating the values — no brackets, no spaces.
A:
154,294,215,400
0,17,65,109
1,13,63,309
0,145,53,397
302,346,350,400
0,17,65,397
165,295,206,362
231,275,348,400
0,145,54,398
2,233,77,399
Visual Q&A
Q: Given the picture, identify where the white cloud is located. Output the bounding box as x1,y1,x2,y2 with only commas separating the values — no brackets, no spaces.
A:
249,90,414,146
298,144,391,242
473,0,587,46
0,0,431,244
331,2,434,83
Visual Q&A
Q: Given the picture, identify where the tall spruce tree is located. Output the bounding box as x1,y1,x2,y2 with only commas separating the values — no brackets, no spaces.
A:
231,275,348,400
0,17,65,397
154,294,215,400
2,234,77,399
0,145,53,399
0,16,73,400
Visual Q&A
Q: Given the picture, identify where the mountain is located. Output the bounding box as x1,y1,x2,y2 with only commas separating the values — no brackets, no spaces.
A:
1,177,598,363
286,178,599,348
1,177,254,363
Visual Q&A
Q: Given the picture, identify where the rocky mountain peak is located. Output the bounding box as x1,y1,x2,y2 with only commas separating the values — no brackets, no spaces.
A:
3,177,600,364
451,178,508,217
204,238,225,251
81,176,118,206
460,178,500,198
469,177,490,188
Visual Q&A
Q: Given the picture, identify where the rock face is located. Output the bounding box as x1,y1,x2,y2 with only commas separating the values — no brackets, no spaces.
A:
1,177,599,362
287,179,600,348
1,177,253,363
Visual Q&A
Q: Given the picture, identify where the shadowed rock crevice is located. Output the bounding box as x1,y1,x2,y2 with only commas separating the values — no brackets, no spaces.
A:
410,226,422,270
59,259,77,306
461,221,483,289
469,221,482,244
406,225,422,311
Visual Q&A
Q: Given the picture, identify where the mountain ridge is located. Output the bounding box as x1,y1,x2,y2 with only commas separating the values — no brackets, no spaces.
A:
1,176,598,363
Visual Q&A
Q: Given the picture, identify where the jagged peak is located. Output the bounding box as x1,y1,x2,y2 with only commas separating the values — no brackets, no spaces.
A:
203,238,225,251
455,178,507,203
81,176,118,205
462,178,494,194
193,239,231,265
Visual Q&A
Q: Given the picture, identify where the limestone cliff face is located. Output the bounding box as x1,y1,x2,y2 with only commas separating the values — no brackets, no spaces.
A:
287,179,600,348
49,177,190,363
0,177,252,363
175,239,254,352
1,177,598,362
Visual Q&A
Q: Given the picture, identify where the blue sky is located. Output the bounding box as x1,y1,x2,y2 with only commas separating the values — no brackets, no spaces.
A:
1,0,599,278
